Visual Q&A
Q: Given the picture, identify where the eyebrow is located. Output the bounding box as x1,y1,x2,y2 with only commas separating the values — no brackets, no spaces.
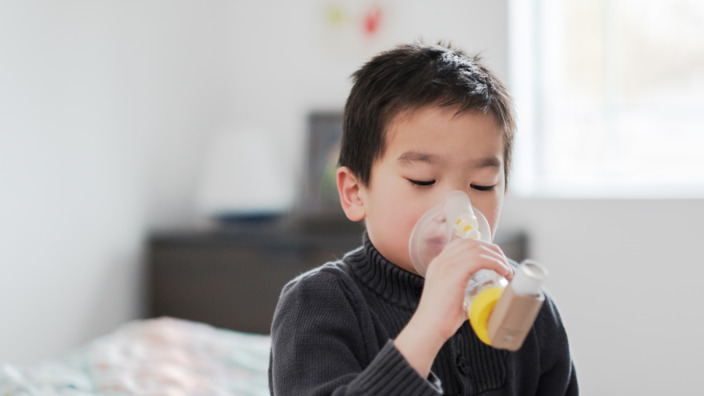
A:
397,151,439,164
397,150,502,169
473,156,502,169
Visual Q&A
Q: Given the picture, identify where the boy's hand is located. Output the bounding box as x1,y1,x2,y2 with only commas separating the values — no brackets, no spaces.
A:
394,238,512,377
419,238,513,339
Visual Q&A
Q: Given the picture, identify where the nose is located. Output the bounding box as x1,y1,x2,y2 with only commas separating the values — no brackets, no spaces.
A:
447,178,475,198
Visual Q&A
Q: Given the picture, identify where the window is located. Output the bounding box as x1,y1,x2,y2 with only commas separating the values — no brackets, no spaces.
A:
510,0,704,198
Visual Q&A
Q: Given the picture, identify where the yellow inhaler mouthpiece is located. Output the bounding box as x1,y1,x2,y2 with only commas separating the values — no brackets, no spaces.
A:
470,261,549,351
468,287,503,346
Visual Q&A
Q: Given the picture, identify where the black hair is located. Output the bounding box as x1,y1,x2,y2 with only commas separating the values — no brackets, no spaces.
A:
339,42,516,188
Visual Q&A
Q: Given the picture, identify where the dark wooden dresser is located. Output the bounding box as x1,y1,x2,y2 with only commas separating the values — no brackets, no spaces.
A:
148,219,527,334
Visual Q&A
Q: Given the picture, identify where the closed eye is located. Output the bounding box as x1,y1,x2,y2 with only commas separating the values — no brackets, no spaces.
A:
408,179,436,187
471,184,495,192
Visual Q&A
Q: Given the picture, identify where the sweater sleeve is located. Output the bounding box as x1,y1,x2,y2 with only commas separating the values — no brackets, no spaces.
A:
268,269,442,396
535,292,579,395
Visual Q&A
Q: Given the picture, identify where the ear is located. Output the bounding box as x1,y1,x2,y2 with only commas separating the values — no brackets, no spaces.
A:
336,166,366,222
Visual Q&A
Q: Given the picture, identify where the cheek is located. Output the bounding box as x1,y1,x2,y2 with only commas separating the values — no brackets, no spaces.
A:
386,206,422,244
401,200,437,236
387,205,428,259
485,209,500,237
475,197,504,238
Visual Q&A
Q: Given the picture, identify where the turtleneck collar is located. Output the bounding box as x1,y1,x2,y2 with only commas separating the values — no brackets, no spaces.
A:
346,233,425,309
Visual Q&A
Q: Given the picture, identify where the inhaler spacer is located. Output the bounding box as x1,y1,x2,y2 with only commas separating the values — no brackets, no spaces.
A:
408,191,549,351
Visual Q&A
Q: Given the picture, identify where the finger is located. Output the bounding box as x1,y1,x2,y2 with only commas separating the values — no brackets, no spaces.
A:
478,243,507,262
478,246,513,276
440,239,513,278
478,241,508,260
478,253,513,278
447,239,508,266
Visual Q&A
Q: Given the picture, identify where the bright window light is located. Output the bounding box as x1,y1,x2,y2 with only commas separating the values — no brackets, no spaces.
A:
509,0,704,198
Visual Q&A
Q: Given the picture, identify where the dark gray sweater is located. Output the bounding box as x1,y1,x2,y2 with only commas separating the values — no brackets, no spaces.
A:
269,234,578,395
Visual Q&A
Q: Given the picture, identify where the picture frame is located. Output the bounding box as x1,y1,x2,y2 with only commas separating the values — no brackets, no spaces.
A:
300,111,346,219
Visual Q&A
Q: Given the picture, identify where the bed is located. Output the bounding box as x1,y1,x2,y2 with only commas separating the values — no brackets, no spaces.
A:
0,317,270,395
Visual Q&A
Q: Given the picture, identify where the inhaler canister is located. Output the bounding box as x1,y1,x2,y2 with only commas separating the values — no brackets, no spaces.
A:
485,261,547,351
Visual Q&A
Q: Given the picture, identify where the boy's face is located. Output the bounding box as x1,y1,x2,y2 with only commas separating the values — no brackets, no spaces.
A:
347,105,506,274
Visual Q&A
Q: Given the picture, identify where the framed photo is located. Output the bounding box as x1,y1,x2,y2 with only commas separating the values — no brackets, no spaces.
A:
301,111,345,219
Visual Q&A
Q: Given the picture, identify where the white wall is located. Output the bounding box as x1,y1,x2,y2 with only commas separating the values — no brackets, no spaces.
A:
2,1,702,394
221,0,509,198
500,197,704,395
0,1,232,362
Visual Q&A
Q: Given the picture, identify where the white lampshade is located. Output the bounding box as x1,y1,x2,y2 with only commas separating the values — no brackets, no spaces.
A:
196,127,291,219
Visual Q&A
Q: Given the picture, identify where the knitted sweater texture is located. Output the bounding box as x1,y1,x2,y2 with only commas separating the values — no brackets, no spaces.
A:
269,234,578,395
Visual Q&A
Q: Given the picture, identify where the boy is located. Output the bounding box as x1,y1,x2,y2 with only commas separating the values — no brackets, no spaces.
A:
269,42,578,395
